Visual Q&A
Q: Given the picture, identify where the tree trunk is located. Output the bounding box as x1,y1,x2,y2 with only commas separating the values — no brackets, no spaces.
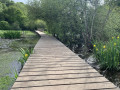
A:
101,4,115,31
90,0,99,40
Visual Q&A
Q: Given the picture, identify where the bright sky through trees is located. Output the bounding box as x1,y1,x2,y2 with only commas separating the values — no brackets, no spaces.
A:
12,0,27,3
12,0,104,4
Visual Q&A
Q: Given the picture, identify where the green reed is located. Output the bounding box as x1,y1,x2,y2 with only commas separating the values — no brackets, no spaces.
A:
93,36,120,70
2,31,21,39
18,48,33,68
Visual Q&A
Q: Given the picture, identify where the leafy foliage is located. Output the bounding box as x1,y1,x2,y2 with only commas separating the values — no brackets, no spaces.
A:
35,19,47,30
0,21,10,30
14,69,18,79
93,36,120,70
3,6,28,29
27,0,120,70
18,48,33,67
0,1,30,30
28,0,120,49
2,31,21,39
28,19,47,30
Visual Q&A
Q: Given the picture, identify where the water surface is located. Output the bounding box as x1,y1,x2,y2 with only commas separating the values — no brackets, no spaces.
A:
0,32,40,89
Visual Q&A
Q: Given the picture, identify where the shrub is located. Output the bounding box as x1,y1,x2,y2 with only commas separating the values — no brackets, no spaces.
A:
0,21,10,30
28,19,47,31
2,31,21,39
93,36,120,70
35,19,47,30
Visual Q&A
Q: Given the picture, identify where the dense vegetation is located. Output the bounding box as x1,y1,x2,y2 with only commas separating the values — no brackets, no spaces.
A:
28,0,120,49
27,0,120,70
1,31,21,39
0,0,120,89
93,36,120,70
0,0,43,89
0,76,14,90
0,0,47,30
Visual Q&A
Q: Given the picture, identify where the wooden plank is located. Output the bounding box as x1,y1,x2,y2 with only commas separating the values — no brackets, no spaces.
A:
11,31,119,90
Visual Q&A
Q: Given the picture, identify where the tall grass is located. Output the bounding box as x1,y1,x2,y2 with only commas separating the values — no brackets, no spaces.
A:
18,48,33,67
2,31,21,39
0,30,38,39
93,36,120,70
0,76,14,90
13,68,18,79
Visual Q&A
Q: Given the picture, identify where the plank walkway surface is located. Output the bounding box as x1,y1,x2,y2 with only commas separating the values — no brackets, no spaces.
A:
12,31,119,90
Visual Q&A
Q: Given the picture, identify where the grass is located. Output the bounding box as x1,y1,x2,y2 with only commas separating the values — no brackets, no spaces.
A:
0,76,14,90
2,31,21,39
0,30,38,38
93,36,120,71
22,31,37,36
14,69,18,79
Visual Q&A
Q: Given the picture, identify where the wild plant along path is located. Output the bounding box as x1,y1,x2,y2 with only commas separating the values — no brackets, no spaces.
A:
12,31,118,90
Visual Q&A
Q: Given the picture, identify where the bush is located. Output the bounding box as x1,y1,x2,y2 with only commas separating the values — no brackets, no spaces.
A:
0,21,10,30
35,19,47,30
2,31,21,39
93,36,120,70
28,19,47,31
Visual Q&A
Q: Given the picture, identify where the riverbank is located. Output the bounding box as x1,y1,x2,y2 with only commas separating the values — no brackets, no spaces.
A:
0,30,40,90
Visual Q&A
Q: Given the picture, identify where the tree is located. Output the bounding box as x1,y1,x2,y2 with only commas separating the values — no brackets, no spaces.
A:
35,19,47,30
0,0,14,6
14,2,28,16
0,2,7,12
27,0,120,50
0,0,10,3
3,6,28,29
0,0,31,30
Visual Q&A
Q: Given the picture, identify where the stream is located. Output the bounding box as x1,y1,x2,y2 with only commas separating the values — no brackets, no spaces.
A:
0,33,40,89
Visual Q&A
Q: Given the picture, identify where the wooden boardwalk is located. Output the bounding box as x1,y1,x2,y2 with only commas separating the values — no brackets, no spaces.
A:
12,31,119,90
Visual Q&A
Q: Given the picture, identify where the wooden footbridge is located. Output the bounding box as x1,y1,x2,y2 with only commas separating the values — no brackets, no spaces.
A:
12,31,119,90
